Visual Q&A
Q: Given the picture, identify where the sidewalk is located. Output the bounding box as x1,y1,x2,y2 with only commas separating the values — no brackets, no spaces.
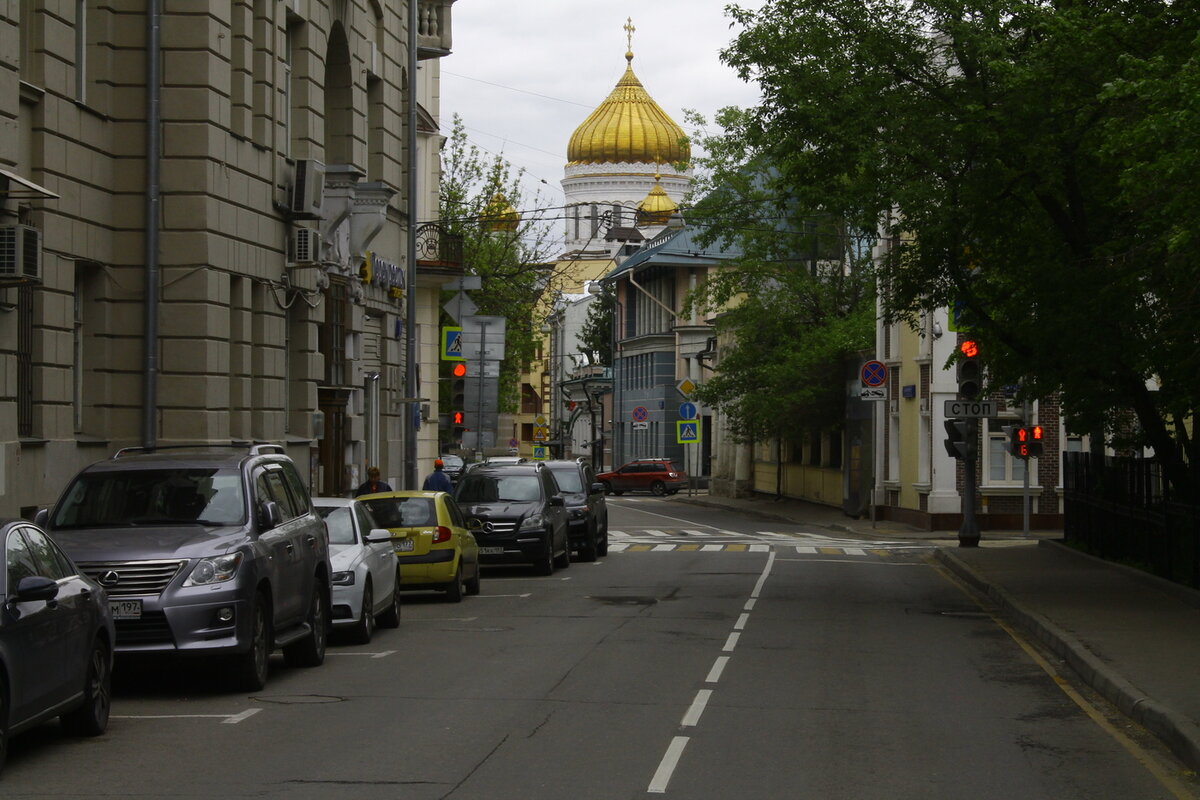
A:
670,492,1200,772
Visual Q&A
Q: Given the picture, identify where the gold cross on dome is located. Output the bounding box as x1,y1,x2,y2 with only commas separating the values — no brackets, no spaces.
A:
624,17,635,52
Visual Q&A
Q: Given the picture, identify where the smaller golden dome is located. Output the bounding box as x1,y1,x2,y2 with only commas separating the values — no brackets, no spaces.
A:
483,193,520,233
636,178,678,228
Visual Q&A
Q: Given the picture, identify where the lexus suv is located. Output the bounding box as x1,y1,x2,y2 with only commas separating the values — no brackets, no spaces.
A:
542,460,608,561
452,463,570,575
36,444,332,691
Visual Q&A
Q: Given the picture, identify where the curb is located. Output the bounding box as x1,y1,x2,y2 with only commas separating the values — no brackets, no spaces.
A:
935,547,1200,773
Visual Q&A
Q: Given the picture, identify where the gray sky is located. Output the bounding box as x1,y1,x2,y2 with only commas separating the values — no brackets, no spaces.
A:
439,2,766,231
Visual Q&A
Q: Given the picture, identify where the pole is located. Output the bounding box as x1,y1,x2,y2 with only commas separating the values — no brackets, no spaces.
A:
404,0,419,488
477,320,486,450
1022,399,1031,536
959,417,981,547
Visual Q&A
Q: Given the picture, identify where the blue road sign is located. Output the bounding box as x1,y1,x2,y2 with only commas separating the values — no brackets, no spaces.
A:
676,421,700,444
442,327,464,360
861,360,887,387
679,401,697,420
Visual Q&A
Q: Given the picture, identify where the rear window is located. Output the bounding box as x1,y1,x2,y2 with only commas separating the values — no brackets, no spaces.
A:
547,468,583,493
51,468,246,528
361,497,437,529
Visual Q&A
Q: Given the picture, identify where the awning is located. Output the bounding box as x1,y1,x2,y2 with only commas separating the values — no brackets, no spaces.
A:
0,167,59,199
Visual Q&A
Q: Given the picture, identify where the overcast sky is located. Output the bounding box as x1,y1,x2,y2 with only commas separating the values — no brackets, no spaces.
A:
439,2,767,230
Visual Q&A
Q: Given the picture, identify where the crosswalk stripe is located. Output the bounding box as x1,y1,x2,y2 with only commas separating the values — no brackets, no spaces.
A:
702,544,724,552
653,544,675,552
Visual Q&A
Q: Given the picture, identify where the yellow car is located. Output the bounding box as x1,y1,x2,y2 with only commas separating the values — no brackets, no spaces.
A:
358,491,481,602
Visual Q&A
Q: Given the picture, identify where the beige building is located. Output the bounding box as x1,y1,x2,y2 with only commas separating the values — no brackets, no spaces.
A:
0,1,459,517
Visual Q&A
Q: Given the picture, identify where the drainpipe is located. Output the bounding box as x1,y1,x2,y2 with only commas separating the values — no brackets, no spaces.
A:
404,1,419,488
142,0,162,448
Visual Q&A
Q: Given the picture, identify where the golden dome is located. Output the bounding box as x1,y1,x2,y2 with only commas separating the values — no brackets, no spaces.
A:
483,193,520,233
567,50,690,166
636,178,678,227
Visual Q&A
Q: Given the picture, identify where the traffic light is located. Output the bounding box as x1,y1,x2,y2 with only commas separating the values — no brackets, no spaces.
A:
956,338,982,399
943,418,975,460
1004,424,1045,459
448,362,468,430
452,410,465,426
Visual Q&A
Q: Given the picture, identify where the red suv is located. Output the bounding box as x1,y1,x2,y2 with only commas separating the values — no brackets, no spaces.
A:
597,459,688,496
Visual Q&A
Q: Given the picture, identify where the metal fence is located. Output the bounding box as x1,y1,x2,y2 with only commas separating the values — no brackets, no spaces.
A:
1063,452,1200,588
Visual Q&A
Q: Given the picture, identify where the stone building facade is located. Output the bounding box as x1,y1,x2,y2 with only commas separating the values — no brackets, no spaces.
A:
0,0,458,517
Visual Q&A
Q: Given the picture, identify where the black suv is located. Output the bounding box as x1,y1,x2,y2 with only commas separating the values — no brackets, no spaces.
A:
37,444,332,691
452,463,570,575
542,460,608,561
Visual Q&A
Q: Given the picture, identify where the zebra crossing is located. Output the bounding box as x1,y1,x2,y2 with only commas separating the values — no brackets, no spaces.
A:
605,528,932,558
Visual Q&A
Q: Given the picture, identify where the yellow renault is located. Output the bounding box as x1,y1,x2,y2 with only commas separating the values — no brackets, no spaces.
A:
358,491,481,602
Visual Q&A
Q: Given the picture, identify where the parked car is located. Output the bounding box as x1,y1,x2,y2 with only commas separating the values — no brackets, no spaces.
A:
314,497,402,643
439,454,466,485
597,458,688,496
1,519,115,772
36,444,332,692
358,491,481,602
453,463,570,575
542,460,608,560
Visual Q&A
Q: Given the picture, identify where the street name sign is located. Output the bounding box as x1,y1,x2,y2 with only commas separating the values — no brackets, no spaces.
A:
944,399,997,417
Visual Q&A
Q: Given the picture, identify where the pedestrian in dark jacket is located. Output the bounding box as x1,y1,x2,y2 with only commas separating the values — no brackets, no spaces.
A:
422,459,453,493
354,466,392,497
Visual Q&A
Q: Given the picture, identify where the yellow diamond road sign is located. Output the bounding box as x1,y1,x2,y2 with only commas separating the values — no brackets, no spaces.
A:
675,378,696,398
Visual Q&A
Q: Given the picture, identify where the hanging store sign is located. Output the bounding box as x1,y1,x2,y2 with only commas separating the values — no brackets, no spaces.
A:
360,252,405,298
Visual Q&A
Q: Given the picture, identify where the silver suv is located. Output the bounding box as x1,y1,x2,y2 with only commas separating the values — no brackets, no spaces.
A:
37,444,332,691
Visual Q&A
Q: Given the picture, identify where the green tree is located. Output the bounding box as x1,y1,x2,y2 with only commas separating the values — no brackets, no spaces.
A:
577,282,614,367
683,108,875,443
720,0,1200,493
439,115,556,414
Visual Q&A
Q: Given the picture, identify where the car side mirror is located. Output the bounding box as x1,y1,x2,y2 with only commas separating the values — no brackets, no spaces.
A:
590,483,604,495
549,496,565,507
366,528,395,543
258,500,283,530
33,508,49,526
16,575,60,604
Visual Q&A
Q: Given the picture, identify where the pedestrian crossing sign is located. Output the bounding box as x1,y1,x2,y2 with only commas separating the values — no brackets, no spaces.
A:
532,446,547,461
441,326,464,360
676,420,700,444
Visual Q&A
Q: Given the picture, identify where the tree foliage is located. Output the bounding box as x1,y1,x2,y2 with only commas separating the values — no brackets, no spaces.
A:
438,115,556,413
576,282,614,367
683,107,876,444
721,0,1200,492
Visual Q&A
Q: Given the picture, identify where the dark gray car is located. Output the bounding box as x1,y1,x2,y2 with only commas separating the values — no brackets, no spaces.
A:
542,460,608,561
453,463,569,575
1,519,115,772
36,444,331,691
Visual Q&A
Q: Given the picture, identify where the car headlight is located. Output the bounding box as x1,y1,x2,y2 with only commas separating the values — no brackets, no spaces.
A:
184,553,243,586
331,570,355,586
518,514,544,532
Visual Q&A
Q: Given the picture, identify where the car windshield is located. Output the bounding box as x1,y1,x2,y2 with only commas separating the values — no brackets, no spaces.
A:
456,474,541,503
548,469,583,493
440,455,464,469
361,497,437,529
315,505,356,545
50,468,246,528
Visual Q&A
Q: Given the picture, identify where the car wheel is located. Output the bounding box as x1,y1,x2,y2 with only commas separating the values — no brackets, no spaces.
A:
0,673,7,773
377,576,402,628
231,593,271,691
597,514,609,557
578,518,598,562
601,481,614,496
554,526,571,569
651,480,667,496
350,579,374,644
445,562,465,603
534,533,555,576
61,636,112,737
283,584,328,668
465,561,482,596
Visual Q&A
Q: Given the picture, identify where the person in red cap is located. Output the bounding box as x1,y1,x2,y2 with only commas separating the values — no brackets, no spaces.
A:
422,458,453,492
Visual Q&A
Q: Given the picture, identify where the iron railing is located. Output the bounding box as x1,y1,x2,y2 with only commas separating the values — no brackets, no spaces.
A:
415,223,463,268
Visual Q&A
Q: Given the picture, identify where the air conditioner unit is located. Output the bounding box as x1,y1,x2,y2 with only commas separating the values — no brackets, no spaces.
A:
290,158,326,219
889,399,899,415
0,225,42,284
289,227,323,265
919,397,930,415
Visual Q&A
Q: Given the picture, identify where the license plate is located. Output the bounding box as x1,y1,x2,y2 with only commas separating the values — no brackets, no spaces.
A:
479,546,504,555
110,599,142,620
394,539,415,553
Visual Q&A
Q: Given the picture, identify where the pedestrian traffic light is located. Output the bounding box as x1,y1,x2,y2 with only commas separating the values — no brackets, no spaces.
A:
1005,424,1045,459
1028,424,1045,458
956,339,982,399
452,410,465,426
943,418,975,460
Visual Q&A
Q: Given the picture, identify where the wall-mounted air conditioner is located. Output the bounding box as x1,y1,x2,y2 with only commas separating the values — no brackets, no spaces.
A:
290,158,326,219
919,397,930,415
0,224,43,284
289,227,323,265
889,399,899,415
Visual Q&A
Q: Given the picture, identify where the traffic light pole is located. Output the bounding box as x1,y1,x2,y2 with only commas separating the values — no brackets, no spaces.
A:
959,417,981,547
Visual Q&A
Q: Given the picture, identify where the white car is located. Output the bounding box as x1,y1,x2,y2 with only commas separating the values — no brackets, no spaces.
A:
314,497,402,643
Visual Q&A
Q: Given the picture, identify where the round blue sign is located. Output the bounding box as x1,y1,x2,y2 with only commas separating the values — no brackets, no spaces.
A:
679,402,698,420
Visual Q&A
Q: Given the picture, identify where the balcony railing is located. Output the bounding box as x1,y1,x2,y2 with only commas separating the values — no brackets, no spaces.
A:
415,222,463,268
418,0,455,59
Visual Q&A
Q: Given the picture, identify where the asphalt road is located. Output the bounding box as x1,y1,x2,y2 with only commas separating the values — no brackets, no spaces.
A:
2,497,1194,799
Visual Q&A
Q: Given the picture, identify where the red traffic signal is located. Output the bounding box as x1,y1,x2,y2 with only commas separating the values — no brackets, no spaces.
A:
1007,424,1045,460
956,339,982,399
451,362,467,378
452,411,465,426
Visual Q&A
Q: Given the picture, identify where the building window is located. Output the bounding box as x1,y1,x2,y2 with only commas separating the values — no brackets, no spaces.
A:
985,417,1028,484
321,279,349,386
